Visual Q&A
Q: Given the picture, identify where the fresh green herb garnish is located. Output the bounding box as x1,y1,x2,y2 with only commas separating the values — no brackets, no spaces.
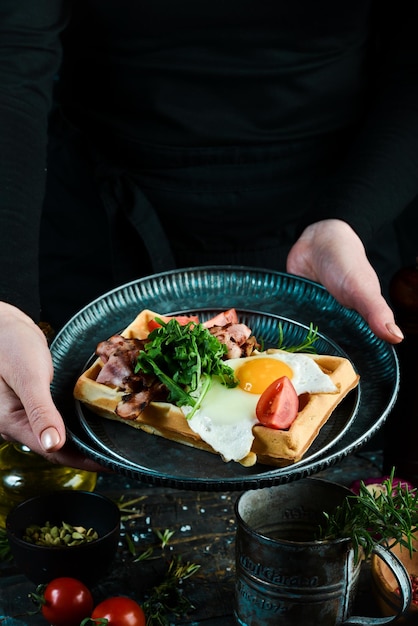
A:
318,468,418,563
277,322,319,353
135,318,237,418
126,527,201,625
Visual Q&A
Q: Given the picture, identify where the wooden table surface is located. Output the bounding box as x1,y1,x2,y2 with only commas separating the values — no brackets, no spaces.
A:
0,449,410,625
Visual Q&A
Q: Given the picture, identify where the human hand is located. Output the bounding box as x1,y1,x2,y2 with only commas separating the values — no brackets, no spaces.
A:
286,219,404,344
0,302,102,470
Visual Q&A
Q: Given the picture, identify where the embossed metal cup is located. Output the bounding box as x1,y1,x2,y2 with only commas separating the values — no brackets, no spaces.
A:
234,478,411,626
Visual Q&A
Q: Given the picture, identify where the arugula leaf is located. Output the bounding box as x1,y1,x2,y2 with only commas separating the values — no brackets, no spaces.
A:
135,318,237,411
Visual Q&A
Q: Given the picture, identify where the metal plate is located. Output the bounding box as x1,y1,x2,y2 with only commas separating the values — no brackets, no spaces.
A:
50,266,399,491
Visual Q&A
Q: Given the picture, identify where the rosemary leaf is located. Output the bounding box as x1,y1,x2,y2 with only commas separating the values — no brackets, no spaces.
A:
142,555,200,626
318,468,418,562
277,322,319,353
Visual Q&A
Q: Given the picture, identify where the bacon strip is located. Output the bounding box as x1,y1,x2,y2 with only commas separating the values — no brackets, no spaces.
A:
208,323,259,358
96,336,145,391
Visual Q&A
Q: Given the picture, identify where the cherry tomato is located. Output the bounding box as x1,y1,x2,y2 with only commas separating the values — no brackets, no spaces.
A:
148,314,199,332
256,376,299,429
90,597,146,626
40,577,94,626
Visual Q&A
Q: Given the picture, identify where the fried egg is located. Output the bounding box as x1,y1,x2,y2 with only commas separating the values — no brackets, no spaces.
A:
182,350,338,463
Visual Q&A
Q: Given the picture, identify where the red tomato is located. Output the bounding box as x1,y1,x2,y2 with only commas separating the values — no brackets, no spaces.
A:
90,597,146,626
203,308,239,328
41,577,94,626
148,314,199,332
256,376,299,429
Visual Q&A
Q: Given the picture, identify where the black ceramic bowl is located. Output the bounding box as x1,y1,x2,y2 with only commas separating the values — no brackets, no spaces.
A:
6,490,120,585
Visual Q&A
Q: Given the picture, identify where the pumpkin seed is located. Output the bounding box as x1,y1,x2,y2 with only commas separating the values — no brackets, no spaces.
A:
22,520,99,547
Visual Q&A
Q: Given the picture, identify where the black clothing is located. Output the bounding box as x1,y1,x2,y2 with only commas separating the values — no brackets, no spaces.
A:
1,1,418,327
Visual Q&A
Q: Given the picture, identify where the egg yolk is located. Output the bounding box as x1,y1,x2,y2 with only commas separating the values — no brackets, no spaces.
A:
236,357,293,394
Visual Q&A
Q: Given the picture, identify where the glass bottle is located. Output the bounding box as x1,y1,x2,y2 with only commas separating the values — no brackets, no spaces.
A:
0,441,97,527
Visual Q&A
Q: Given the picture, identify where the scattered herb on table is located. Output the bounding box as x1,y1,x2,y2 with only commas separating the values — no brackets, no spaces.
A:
116,495,147,521
125,527,201,625
142,555,201,626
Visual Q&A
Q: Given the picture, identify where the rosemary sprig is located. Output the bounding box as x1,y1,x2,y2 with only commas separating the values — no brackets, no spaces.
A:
116,495,147,521
128,528,177,562
318,468,418,563
277,322,319,353
125,528,201,624
142,555,201,626
155,528,176,549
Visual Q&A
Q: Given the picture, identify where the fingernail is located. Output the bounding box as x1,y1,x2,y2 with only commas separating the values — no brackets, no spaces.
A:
40,427,61,451
386,322,404,341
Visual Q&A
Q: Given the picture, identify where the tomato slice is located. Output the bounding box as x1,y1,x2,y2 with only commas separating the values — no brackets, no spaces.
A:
256,376,299,429
148,314,200,332
203,308,239,328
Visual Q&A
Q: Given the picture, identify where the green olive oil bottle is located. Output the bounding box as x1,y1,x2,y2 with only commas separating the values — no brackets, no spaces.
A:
0,441,97,527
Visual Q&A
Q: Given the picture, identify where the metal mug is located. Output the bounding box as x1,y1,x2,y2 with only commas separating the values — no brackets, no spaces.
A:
234,478,412,626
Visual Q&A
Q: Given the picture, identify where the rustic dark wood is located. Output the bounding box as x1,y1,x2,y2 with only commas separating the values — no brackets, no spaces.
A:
0,449,407,625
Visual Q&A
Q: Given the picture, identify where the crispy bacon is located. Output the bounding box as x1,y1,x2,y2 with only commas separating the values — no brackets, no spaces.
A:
116,381,168,420
96,335,143,391
95,335,138,364
96,335,150,392
116,392,150,420
208,323,259,358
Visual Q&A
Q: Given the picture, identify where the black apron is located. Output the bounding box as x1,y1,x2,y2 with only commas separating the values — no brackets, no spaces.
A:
39,110,399,330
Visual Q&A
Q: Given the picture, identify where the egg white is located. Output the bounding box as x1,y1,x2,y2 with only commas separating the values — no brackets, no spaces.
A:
182,351,338,463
